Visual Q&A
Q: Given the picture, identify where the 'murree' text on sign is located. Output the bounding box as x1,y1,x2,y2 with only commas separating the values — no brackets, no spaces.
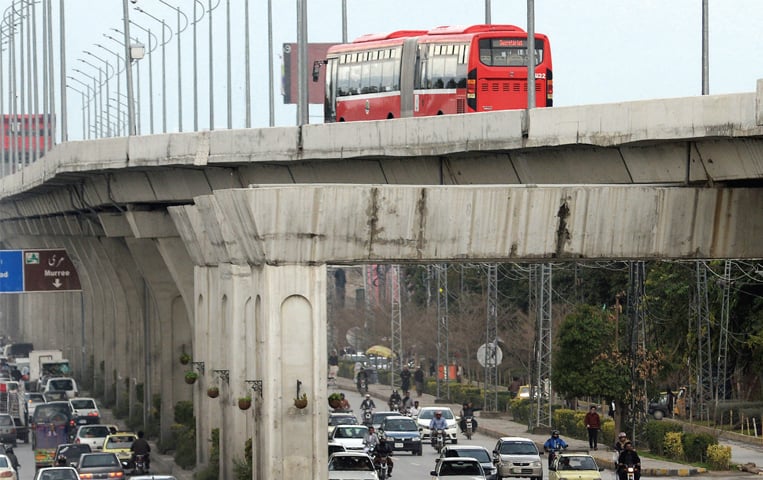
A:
44,270,71,277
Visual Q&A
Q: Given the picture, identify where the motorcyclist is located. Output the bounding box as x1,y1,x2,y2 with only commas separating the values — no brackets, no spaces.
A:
360,394,376,411
617,441,641,480
364,426,380,452
409,400,420,417
614,432,628,454
543,430,568,467
428,410,448,447
55,454,68,467
130,430,151,472
356,368,369,392
388,389,402,411
373,433,395,477
400,391,412,414
458,401,480,433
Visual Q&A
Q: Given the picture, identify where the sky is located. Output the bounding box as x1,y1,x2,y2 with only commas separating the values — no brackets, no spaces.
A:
3,0,763,141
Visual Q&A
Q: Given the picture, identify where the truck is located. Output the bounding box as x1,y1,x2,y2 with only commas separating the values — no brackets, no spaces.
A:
28,350,71,391
0,381,28,442
2,342,34,361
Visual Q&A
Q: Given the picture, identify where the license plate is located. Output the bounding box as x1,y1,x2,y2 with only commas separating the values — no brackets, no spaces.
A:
77,419,88,424
394,442,403,448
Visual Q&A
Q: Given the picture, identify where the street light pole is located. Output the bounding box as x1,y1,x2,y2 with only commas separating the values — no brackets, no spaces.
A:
79,58,108,137
136,7,173,133
59,0,67,142
701,0,709,95
66,84,86,140
84,52,114,136
72,68,100,137
208,0,221,130
67,75,93,139
158,0,188,132
123,24,156,134
191,0,205,131
96,43,123,138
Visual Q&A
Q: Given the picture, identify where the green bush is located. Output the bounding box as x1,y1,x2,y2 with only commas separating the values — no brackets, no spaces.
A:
682,432,716,463
509,398,532,423
194,428,220,479
600,419,616,447
175,400,195,427
552,409,579,436
171,423,196,469
664,432,684,460
644,421,682,455
233,438,253,480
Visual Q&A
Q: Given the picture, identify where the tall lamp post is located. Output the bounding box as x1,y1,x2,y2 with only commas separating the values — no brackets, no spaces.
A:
95,43,124,137
65,84,87,140
67,75,94,139
118,25,154,134
158,0,188,132
135,6,173,133
83,51,114,136
190,0,205,131
72,68,100,137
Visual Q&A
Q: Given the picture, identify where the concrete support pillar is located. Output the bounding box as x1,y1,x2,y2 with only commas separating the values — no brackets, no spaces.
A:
192,262,327,480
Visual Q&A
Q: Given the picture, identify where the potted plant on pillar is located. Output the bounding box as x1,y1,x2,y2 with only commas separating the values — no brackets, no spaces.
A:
294,393,308,409
179,351,191,365
207,386,220,398
328,392,342,409
238,396,252,411
185,371,199,385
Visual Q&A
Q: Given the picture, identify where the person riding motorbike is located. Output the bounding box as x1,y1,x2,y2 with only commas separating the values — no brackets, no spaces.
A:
55,454,68,467
372,433,394,477
458,401,480,433
364,426,380,452
356,368,369,392
543,430,568,467
360,394,376,411
617,441,641,480
130,430,151,472
409,400,420,417
388,389,402,411
428,410,449,447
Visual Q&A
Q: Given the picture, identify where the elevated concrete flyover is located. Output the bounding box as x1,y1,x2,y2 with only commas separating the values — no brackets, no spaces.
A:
1,80,763,479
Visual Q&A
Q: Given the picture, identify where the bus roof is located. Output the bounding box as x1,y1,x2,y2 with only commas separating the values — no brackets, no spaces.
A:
351,30,428,43
427,24,525,35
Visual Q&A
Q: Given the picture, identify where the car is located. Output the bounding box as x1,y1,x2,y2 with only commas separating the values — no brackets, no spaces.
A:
73,424,111,450
75,452,123,477
548,451,603,480
492,436,542,480
69,398,100,425
517,385,532,399
0,454,16,480
33,466,82,480
377,415,422,455
416,407,458,444
329,412,358,438
438,445,496,479
25,391,46,422
102,432,137,469
54,443,93,468
44,391,70,402
329,441,347,457
430,456,486,479
370,411,400,430
43,378,79,399
327,451,379,480
0,414,17,445
329,425,369,452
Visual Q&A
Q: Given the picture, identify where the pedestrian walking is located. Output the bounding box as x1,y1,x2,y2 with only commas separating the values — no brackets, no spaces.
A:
400,365,411,393
414,365,425,397
584,405,601,450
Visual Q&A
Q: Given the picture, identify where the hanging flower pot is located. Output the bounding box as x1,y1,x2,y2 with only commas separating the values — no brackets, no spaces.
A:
294,394,308,409
179,352,191,365
239,396,252,410
185,371,199,385
207,386,220,398
328,392,342,409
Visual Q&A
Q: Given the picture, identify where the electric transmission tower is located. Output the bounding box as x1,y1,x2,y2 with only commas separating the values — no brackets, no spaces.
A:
695,261,713,421
716,261,732,404
389,265,403,389
530,263,552,428
435,264,449,400
483,264,499,412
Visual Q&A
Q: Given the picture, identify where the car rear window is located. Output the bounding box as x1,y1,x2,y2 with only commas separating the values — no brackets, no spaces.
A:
105,435,135,448
447,448,491,462
50,379,74,390
0,415,13,426
80,426,110,437
71,399,96,409
82,454,119,467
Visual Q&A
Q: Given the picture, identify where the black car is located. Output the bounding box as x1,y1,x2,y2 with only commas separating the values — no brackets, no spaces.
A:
54,443,92,467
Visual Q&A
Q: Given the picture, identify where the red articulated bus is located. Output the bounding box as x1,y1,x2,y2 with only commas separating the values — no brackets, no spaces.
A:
314,24,552,122
1,113,55,156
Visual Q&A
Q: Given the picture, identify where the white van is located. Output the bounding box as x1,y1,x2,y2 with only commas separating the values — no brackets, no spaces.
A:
43,377,79,399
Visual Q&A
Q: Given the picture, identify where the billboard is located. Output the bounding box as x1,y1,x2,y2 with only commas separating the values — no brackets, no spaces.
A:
281,42,338,105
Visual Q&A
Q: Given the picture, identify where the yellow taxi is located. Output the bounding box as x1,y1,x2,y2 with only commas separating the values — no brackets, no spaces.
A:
102,431,138,469
549,452,603,480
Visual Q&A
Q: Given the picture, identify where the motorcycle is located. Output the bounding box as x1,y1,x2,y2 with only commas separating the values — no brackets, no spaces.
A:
463,416,474,440
373,451,390,480
357,376,368,394
546,447,565,468
432,429,445,453
619,463,639,480
389,400,401,412
362,408,373,426
133,454,147,475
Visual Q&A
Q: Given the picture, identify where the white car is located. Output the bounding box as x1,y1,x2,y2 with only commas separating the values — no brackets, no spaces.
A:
328,451,379,480
416,407,458,444
73,424,112,450
33,466,81,480
69,397,101,425
329,425,369,452
43,377,79,399
430,456,486,479
0,454,16,480
492,436,543,480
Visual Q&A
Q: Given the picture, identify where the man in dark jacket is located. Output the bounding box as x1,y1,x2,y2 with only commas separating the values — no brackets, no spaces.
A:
131,430,151,471
617,441,641,480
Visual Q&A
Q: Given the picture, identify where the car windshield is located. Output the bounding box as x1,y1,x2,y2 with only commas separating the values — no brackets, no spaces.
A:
71,399,96,409
49,379,74,390
80,426,110,437
334,426,367,439
439,460,482,476
446,448,491,462
105,435,135,448
38,469,80,480
419,409,454,420
0,416,12,426
500,441,538,455
329,455,374,471
382,419,418,431
329,415,356,426
0,457,8,467
81,454,119,467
